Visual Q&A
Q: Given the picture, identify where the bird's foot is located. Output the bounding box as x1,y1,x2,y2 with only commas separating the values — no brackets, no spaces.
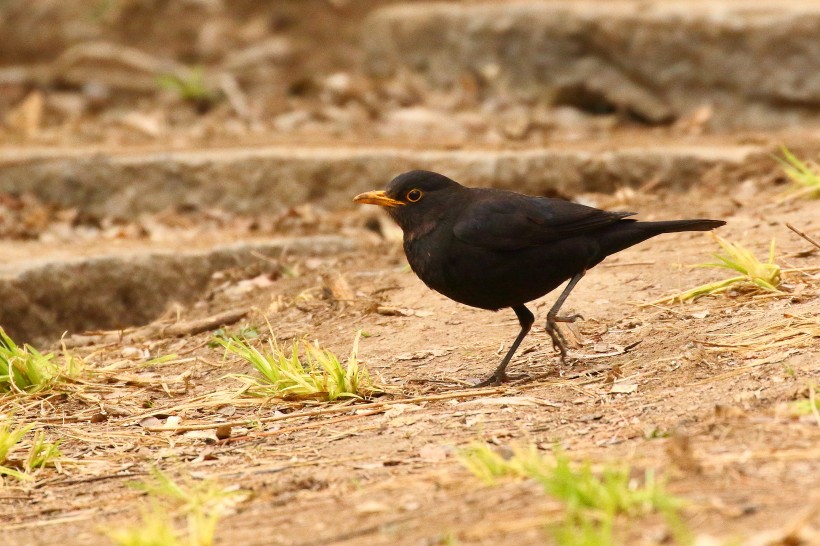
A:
553,313,584,323
546,320,568,363
546,313,584,363
472,370,529,388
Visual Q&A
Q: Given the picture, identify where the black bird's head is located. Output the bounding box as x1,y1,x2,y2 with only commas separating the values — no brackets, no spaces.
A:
353,170,464,234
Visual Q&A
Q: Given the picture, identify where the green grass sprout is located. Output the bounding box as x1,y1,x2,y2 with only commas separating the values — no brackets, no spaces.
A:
776,146,820,202
0,417,33,481
108,467,248,546
26,431,62,472
106,503,181,546
157,66,220,112
0,414,61,481
217,329,381,401
457,442,515,483
458,442,688,545
209,326,258,348
653,234,781,304
787,384,820,421
142,354,182,366
1,328,59,393
0,328,81,394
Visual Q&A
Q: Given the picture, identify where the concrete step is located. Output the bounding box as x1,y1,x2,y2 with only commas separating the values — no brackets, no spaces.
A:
0,235,357,345
363,1,820,128
0,143,765,217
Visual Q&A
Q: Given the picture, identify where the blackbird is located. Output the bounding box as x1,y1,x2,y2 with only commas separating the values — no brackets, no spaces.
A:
354,170,725,386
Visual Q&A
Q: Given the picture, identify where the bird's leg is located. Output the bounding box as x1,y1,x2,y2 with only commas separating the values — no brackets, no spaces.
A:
546,271,586,362
474,304,535,387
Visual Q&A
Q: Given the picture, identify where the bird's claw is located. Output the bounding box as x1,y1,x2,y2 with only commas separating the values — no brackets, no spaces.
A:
472,373,501,388
472,370,530,388
553,313,584,323
546,312,584,363
546,320,569,363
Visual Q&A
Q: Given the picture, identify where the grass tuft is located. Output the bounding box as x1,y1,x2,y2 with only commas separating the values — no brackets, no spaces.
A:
0,417,32,481
653,234,781,304
0,414,61,481
107,467,247,546
217,329,381,401
106,503,180,546
0,328,81,394
776,146,820,201
788,384,820,419
458,442,687,545
157,67,219,112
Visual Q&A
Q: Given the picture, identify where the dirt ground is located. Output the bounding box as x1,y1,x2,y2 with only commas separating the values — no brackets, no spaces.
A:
2,179,819,545
2,1,820,544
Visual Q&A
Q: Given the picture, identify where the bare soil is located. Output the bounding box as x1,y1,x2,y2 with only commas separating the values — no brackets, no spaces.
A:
3,182,819,545
2,1,820,544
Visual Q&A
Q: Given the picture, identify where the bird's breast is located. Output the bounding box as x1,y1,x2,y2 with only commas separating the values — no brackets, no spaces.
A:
403,235,450,293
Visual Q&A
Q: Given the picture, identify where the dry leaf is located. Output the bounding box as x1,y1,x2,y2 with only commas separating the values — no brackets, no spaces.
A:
6,91,43,137
139,416,163,428
352,462,385,470
383,403,420,418
165,416,182,427
355,500,390,514
184,430,219,442
217,406,237,417
390,414,423,427
610,382,638,394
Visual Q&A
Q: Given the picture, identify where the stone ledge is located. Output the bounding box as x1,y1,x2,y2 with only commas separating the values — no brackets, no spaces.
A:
363,1,820,127
0,235,357,345
0,144,764,217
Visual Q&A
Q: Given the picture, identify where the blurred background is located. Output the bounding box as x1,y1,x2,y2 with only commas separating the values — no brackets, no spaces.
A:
4,0,820,149
2,6,820,544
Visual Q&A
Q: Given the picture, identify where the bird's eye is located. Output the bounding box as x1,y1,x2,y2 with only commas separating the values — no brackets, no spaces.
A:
406,189,423,202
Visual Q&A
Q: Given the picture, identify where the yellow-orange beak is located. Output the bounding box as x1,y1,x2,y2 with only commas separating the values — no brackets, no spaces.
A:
353,190,405,208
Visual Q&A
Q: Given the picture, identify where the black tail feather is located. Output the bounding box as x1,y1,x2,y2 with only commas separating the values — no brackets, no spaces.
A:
596,218,725,259
639,219,726,234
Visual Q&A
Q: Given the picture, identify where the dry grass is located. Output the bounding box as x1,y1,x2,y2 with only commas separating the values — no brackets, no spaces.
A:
776,147,820,202
652,234,782,305
699,313,820,353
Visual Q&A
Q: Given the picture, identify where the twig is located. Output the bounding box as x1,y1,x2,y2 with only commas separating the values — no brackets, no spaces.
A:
4,511,97,531
158,307,250,337
64,307,250,347
33,471,145,490
786,222,820,251
142,387,504,432
636,301,688,316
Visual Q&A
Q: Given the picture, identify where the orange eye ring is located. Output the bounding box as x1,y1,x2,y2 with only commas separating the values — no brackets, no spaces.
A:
406,189,423,202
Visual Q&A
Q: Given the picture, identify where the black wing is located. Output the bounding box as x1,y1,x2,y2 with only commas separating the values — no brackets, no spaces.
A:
453,192,634,251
